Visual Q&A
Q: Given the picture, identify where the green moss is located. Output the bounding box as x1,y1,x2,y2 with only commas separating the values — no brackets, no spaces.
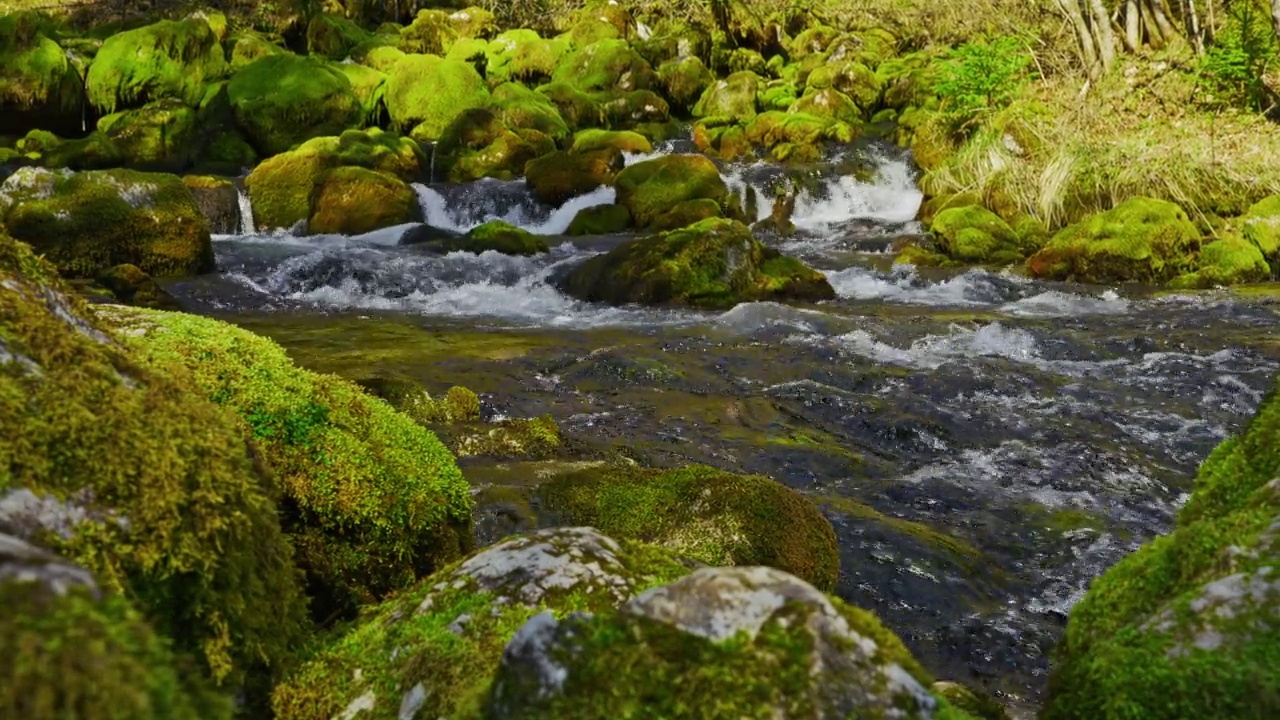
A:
307,13,373,60
817,495,983,571
480,30,563,85
807,61,882,113
228,32,284,71
1,167,212,278
357,376,482,426
440,219,549,256
115,309,474,618
0,13,83,113
95,263,180,309
931,205,1024,264
97,99,198,172
490,82,571,142
567,203,632,235
538,464,839,589
598,88,670,127
228,54,362,157
398,9,459,55
535,81,605,130
361,44,406,72
449,414,563,459
613,154,727,227
38,131,124,171
0,568,229,720
0,229,309,688
1240,195,1280,265
1027,197,1202,283
335,62,388,125
570,128,652,155
559,217,836,308
931,682,1010,720
272,529,694,720
435,107,537,182
551,38,656,93
385,54,490,142
85,18,228,113
693,71,761,122
657,56,714,112
309,166,421,235
792,87,863,125
525,148,620,205
1170,236,1271,288
650,197,723,231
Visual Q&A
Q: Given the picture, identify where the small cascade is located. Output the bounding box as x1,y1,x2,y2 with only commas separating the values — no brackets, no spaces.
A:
235,183,256,235
413,181,615,235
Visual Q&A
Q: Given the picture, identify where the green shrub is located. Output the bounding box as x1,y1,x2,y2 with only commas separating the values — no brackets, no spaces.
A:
933,35,1034,135
1197,1,1279,113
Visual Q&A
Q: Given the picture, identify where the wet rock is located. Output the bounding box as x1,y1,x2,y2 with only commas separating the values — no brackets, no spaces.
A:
930,205,1027,265
525,148,622,205
95,263,182,310
613,153,727,228
0,166,213,278
485,566,946,719
182,174,240,234
566,203,631,236
309,166,422,235
271,528,694,720
558,217,835,309
430,219,549,256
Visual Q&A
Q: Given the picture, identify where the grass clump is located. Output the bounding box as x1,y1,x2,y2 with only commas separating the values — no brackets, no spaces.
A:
113,309,474,619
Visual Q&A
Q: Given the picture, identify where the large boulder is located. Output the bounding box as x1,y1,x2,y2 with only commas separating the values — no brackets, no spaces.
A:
385,54,490,143
182,174,241,234
930,205,1029,264
569,128,652,154
536,464,840,590
113,308,473,618
0,228,308,689
0,533,230,719
486,566,956,719
243,128,424,232
97,98,199,172
657,56,715,113
1026,198,1202,283
1170,236,1271,289
613,154,727,228
566,203,631,235
434,105,551,184
1241,195,1280,268
270,528,694,720
1042,374,1280,719
551,39,656,93
693,71,762,123
558,218,836,308
0,167,213,278
0,13,84,137
398,9,459,55
228,54,363,157
525,149,622,205
86,17,228,113
481,29,567,86
309,166,422,235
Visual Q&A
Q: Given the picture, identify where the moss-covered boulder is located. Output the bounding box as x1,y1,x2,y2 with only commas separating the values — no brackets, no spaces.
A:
551,39,656,93
434,220,549,256
0,167,213,278
559,217,835,308
658,56,714,113
309,166,422,235
569,128,651,155
398,9,458,55
86,18,228,114
525,149,621,205
481,30,566,85
385,54,490,143
490,82,571,143
1042,373,1280,719
228,31,284,71
228,54,363,157
806,61,882,114
244,128,424,231
1170,236,1271,289
535,82,605,131
930,205,1029,264
537,464,839,590
0,13,84,136
115,309,473,617
0,229,309,688
182,174,240,234
0,533,231,719
692,71,762,122
792,87,863,125
1026,198,1202,284
95,263,181,310
434,108,538,183
271,528,694,720
306,13,374,60
613,154,727,228
486,566,957,719
1241,195,1280,267
97,99,198,172
336,62,389,126
743,110,852,162
567,203,631,235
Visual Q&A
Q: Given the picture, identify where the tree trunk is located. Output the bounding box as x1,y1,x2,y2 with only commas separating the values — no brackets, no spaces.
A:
1088,0,1117,69
1124,0,1142,51
1058,0,1104,78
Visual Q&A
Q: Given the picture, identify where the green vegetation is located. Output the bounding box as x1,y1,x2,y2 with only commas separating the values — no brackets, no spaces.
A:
228,54,363,156
86,17,228,113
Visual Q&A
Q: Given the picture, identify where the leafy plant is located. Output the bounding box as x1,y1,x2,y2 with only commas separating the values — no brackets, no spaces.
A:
1197,0,1278,114
934,35,1035,135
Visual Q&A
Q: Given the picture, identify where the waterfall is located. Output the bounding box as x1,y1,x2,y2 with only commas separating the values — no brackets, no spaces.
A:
236,184,256,235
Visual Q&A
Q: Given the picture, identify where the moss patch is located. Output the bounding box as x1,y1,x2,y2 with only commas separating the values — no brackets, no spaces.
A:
309,166,421,235
1027,197,1202,283
85,18,228,113
613,153,727,228
385,54,490,143
228,54,363,157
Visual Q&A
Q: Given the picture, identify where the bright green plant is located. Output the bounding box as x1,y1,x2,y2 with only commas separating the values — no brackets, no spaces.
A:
934,35,1034,135
1197,0,1279,113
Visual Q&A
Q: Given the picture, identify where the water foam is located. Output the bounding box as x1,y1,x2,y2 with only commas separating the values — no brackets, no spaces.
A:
414,182,615,235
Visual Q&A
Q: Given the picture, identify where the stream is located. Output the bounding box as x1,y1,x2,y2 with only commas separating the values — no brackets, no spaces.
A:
163,141,1280,712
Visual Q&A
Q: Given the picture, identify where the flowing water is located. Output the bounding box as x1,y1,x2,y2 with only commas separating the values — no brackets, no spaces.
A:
169,141,1280,712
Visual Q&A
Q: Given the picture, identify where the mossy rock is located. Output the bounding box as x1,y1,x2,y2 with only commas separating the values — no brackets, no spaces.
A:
437,219,549,256
0,167,212,278
86,18,228,114
537,464,839,590
489,82,571,142
0,229,309,688
97,99,198,172
657,56,714,112
806,61,881,113
485,565,962,719
525,149,622,205
35,131,124,171
361,44,406,72
482,30,564,85
788,25,841,61
336,62,389,126
1042,375,1280,719
1026,198,1202,284
385,54,490,143
115,309,474,619
1170,236,1271,289
307,13,373,60
569,128,652,155
271,528,695,720
244,129,425,231
692,71,762,122
228,31,283,71
94,262,180,309
535,82,605,131
551,38,656,93
758,80,800,111
650,197,724,231
931,205,1025,264
228,54,363,157
793,87,863,125
1240,195,1280,268
0,533,231,719
436,107,541,183
598,88,671,127
309,166,422,235
181,174,239,234
931,682,1010,720
744,111,842,156
559,217,836,309
398,9,459,55
566,203,631,235
0,13,84,131
613,153,727,228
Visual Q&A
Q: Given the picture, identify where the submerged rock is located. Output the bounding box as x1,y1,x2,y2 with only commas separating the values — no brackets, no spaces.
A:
430,219,549,255
486,565,957,719
0,166,213,278
558,218,835,309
